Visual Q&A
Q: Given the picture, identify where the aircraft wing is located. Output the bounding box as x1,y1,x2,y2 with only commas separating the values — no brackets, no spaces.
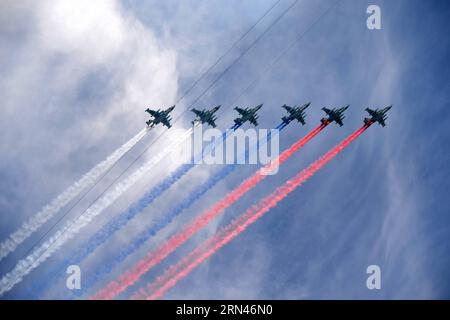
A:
235,107,246,115
207,119,217,128
297,117,305,125
161,118,172,128
378,118,386,127
335,118,343,126
192,109,202,116
146,109,159,117
283,105,293,112
322,107,331,114
366,108,377,117
249,117,258,126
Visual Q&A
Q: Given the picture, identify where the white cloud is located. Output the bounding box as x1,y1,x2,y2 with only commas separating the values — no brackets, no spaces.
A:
37,0,126,64
0,0,179,247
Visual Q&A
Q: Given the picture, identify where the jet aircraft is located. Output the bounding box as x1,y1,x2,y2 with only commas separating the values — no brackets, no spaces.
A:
364,106,392,127
145,106,175,128
281,102,311,125
191,106,221,127
321,106,349,126
233,104,263,127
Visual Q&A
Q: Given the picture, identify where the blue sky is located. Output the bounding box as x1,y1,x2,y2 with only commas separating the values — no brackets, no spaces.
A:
0,0,449,299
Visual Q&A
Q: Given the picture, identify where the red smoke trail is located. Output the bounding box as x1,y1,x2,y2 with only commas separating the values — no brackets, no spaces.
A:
133,123,372,300
92,123,327,300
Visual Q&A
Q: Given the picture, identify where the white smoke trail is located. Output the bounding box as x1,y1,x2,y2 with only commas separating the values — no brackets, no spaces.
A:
0,128,148,262
0,128,193,296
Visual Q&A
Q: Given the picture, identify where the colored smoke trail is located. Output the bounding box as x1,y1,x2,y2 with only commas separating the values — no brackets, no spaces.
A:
0,128,147,262
135,123,372,300
0,128,193,296
74,124,284,297
31,127,235,298
92,123,326,300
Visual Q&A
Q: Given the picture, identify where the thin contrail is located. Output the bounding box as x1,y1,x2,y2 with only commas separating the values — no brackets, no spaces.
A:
0,129,147,262
133,124,372,299
0,128,193,296
92,123,327,299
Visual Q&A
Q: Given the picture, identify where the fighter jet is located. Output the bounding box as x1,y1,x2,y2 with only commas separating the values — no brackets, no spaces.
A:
191,105,221,128
145,105,175,128
233,104,263,127
321,106,349,126
281,102,311,125
364,106,392,127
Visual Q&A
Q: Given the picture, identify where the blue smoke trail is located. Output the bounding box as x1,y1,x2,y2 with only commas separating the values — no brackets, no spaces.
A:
27,127,236,299
70,123,286,298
